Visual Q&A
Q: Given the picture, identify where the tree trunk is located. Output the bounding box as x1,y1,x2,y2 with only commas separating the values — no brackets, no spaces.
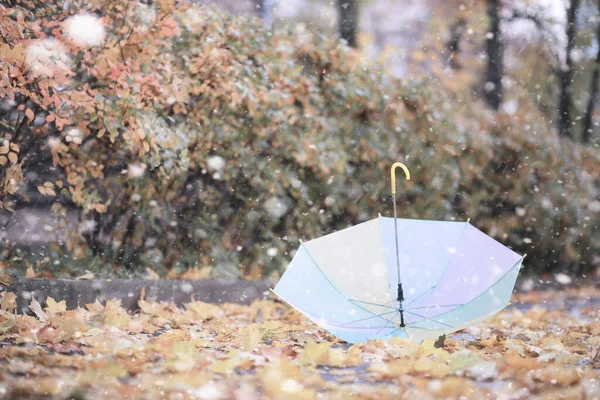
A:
338,0,358,48
257,0,274,28
484,0,504,110
558,0,580,138
582,0,600,144
447,17,467,69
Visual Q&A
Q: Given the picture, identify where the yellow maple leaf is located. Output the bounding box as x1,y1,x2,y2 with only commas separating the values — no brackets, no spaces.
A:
45,297,67,315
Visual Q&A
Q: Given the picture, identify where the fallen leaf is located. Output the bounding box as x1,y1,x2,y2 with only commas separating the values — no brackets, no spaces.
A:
0,292,17,312
45,297,67,315
29,297,47,322
85,299,105,313
434,334,446,348
25,265,37,278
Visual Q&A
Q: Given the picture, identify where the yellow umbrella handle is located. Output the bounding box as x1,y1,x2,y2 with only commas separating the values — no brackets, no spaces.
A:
390,162,410,194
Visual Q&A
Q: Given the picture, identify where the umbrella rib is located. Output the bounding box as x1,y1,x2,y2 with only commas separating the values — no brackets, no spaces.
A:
406,326,450,331
407,303,511,332
404,310,454,328
375,310,400,335
404,286,436,308
338,309,398,327
387,327,401,336
325,324,402,331
406,303,464,310
344,299,400,327
349,299,398,310
387,327,400,336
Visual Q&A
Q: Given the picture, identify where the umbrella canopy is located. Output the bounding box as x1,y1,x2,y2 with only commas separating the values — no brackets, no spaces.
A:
272,163,525,343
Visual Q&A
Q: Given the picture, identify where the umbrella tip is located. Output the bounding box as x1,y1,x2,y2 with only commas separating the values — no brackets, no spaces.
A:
523,253,527,259
299,239,303,244
378,213,381,218
467,218,470,223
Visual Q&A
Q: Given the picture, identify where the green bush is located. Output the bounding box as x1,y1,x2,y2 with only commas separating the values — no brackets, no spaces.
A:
0,0,598,278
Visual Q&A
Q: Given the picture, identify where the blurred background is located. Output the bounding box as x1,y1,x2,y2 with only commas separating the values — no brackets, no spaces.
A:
0,0,598,282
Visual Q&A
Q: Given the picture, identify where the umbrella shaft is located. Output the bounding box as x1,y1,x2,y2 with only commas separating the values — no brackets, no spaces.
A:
392,193,401,286
393,193,406,328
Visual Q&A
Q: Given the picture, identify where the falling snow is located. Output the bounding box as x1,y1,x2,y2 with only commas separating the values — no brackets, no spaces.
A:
64,13,106,47
263,197,289,219
207,155,226,172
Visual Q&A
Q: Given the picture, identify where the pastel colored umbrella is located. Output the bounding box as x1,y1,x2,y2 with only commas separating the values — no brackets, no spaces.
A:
272,162,525,343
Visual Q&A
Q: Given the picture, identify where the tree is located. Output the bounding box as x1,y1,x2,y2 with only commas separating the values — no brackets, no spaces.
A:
484,0,504,110
337,0,358,48
558,0,581,138
582,0,600,144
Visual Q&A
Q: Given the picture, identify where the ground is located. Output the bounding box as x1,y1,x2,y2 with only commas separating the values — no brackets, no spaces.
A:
0,287,598,399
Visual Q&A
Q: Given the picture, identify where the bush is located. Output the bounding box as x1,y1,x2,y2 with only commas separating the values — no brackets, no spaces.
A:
0,0,598,278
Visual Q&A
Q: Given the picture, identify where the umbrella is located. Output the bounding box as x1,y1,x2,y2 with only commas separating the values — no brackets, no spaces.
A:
272,162,525,343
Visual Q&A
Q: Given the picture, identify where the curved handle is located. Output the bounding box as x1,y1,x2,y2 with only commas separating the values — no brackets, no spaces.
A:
390,162,410,194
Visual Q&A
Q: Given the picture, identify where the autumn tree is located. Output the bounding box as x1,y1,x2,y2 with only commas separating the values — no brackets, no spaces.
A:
582,0,600,143
558,0,581,138
484,0,504,110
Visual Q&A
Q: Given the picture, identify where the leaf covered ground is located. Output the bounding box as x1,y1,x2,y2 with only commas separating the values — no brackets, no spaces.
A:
0,287,598,399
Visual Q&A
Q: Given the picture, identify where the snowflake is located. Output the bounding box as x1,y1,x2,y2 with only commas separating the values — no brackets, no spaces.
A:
64,14,106,48
207,156,225,172
264,197,289,219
